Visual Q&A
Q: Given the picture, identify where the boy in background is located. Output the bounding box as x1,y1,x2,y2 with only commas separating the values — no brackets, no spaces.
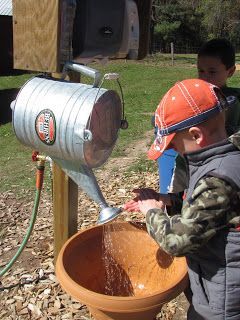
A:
125,79,240,319
198,38,240,134
157,39,240,208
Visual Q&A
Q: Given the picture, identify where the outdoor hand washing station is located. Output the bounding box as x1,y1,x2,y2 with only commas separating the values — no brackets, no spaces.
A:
8,1,188,318
10,62,188,319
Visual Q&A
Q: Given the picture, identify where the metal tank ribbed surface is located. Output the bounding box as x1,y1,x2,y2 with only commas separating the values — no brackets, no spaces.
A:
12,75,122,168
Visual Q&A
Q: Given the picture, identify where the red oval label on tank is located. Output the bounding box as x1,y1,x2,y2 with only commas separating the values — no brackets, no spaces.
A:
35,109,56,145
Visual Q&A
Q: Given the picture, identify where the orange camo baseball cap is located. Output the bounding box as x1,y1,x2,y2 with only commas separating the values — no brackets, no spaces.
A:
148,79,229,160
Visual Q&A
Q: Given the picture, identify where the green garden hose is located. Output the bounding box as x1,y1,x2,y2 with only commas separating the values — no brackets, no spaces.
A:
0,160,45,277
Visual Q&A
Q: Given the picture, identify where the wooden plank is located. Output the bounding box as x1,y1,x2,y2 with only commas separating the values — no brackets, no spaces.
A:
52,71,80,263
12,0,60,72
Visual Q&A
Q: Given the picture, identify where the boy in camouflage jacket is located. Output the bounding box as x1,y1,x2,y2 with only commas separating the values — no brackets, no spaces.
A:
124,79,240,319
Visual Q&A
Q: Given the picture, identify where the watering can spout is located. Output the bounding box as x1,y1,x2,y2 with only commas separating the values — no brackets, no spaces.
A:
53,159,122,224
97,206,122,225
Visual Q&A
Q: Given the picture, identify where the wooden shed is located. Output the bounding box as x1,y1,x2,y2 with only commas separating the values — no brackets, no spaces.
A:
0,0,13,74
13,0,152,73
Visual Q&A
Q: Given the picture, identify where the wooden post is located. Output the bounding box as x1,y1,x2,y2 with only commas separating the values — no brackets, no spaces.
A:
52,72,80,263
52,163,78,262
171,42,174,66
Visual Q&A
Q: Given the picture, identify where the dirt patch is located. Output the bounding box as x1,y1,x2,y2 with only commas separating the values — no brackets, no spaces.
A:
98,130,154,177
0,131,189,320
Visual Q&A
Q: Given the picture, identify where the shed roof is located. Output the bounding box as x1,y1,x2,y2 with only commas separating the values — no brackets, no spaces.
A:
0,0,12,16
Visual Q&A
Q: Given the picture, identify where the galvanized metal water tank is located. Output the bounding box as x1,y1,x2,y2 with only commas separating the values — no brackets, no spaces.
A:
12,75,122,168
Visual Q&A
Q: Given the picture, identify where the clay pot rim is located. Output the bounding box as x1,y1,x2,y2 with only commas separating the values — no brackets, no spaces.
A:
56,222,188,302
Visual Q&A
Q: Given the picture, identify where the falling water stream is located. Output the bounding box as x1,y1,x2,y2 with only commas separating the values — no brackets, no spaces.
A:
101,222,147,297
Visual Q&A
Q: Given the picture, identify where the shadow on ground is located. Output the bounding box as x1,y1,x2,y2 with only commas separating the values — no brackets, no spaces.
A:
0,88,19,124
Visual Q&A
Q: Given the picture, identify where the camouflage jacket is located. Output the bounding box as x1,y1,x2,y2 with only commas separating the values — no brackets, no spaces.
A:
146,131,240,257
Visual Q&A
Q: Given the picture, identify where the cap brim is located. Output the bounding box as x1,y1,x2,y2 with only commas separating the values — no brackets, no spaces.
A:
148,133,176,160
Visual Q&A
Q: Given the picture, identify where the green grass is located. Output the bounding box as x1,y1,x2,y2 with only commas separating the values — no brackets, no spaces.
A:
0,123,52,194
1,54,240,193
0,123,37,192
0,73,34,89
125,155,158,175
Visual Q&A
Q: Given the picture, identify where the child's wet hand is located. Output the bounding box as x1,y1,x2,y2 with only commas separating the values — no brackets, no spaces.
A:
123,188,165,213
123,199,140,212
123,188,156,212
138,198,165,215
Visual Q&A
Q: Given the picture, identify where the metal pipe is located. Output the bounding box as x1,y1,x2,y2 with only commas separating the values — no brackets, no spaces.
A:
62,61,102,87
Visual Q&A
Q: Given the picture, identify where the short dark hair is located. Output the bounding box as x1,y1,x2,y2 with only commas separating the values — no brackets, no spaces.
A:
198,38,235,69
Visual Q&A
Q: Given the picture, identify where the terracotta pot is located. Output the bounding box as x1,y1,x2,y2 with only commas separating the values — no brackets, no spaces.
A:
56,221,189,320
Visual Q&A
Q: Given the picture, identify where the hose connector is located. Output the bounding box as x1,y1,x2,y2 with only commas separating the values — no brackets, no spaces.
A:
32,151,47,190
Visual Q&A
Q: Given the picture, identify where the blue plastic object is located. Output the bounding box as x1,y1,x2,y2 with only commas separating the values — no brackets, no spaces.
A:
157,149,177,193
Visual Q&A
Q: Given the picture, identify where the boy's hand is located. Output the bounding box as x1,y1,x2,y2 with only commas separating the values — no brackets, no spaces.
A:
123,188,170,212
123,199,140,212
138,198,165,215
